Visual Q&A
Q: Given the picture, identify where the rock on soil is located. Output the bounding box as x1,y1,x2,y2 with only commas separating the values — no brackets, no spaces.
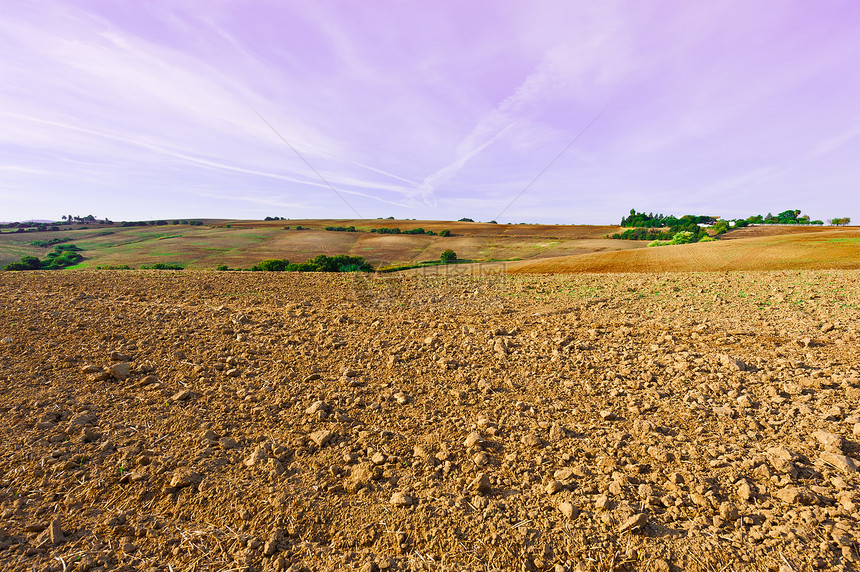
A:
0,270,859,571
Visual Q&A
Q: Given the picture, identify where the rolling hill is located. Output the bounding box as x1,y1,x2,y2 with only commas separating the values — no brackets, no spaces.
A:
1,219,857,273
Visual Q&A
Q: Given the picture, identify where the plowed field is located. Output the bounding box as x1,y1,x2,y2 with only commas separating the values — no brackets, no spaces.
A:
1,270,859,571
509,230,860,274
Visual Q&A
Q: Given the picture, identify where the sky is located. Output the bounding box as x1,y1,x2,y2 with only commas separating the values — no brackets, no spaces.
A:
2,0,859,224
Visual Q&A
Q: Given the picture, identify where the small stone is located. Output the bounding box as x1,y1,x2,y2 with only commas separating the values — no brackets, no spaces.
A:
469,472,492,494
371,452,386,465
548,423,564,441
595,494,610,511
111,351,131,361
201,429,219,441
599,410,617,421
263,540,278,557
390,492,413,507
632,419,653,436
122,542,137,554
719,353,748,371
719,501,739,521
766,445,797,461
80,426,101,443
464,432,483,449
521,433,543,448
225,368,241,377
820,452,858,474
558,502,578,519
813,430,844,453
305,401,331,415
773,486,816,505
737,481,753,502
171,389,192,402
220,436,239,449
81,365,102,374
545,480,563,495
109,362,131,380
170,470,201,488
618,513,647,533
68,412,95,427
310,430,334,447
48,518,64,545
244,445,269,467
824,405,843,420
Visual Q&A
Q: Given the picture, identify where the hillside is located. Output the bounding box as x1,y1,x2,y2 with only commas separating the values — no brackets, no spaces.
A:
0,220,637,271
2,220,858,274
509,229,860,274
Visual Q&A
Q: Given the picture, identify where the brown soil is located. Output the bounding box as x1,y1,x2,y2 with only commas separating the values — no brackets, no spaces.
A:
1,270,859,571
509,230,860,274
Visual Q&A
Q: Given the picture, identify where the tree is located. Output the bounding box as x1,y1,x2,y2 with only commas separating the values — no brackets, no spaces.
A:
251,259,290,272
440,249,457,263
830,217,851,226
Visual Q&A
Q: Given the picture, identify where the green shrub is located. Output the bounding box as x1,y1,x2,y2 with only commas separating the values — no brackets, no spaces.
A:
4,256,43,270
285,262,319,272
698,235,716,242
440,249,457,263
141,263,184,270
439,229,451,237
216,265,229,271
248,254,372,273
250,259,290,272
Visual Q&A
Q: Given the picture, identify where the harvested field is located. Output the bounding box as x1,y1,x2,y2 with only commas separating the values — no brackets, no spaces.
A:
0,222,636,271
1,270,859,571
509,230,860,274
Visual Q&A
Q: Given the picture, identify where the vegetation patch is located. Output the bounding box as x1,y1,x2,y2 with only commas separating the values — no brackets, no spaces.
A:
249,254,373,273
29,237,73,248
140,263,184,270
371,227,438,235
4,244,84,270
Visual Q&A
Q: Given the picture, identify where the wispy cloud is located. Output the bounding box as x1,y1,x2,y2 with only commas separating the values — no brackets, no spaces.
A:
1,0,858,222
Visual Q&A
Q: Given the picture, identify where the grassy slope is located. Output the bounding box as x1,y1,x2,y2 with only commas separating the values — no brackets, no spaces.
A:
0,221,638,270
3,221,857,273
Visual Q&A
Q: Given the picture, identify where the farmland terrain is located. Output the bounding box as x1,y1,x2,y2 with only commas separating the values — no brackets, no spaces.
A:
2,220,858,274
0,221,633,272
1,270,859,571
509,229,860,274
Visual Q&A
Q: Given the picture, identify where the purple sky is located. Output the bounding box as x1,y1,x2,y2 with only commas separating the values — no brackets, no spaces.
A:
2,1,859,224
